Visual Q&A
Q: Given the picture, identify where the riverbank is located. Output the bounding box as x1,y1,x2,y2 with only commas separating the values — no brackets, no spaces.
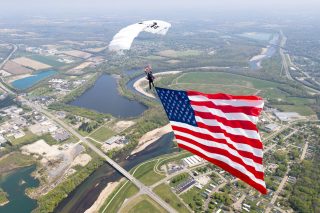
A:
84,179,124,213
131,124,172,155
0,152,36,176
133,71,182,98
0,188,9,206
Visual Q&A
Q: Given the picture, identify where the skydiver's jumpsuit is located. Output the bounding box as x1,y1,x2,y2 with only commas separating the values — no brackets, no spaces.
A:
147,72,155,89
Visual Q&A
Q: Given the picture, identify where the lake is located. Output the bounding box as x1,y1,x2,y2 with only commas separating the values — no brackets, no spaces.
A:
11,70,57,90
69,74,147,118
0,165,39,213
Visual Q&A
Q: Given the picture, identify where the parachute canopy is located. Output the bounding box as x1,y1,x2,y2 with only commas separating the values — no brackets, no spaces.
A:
109,20,171,52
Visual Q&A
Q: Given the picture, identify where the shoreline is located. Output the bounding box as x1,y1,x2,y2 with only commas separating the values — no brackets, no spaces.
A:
131,123,172,155
83,124,173,212
84,178,124,213
133,71,182,98
0,200,9,206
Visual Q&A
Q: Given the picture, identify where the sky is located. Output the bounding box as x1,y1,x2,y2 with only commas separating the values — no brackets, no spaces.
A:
2,0,320,19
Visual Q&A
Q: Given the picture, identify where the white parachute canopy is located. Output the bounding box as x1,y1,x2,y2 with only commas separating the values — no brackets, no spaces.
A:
109,20,171,52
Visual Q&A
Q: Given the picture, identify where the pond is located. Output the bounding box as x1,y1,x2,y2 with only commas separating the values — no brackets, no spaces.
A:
11,70,57,90
0,165,39,213
69,74,147,118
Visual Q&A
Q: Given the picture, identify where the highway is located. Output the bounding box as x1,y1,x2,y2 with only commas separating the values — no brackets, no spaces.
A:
23,98,177,213
0,43,17,69
279,31,293,80
0,44,177,212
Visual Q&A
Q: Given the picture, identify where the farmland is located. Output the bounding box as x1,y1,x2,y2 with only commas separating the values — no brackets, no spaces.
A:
12,57,52,70
156,71,316,116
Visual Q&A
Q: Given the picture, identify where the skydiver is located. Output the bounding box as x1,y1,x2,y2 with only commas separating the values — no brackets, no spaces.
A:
144,65,155,89
147,71,155,90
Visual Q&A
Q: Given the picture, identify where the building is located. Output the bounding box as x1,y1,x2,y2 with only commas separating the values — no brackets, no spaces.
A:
274,112,302,122
265,123,279,132
182,155,204,167
105,135,127,145
53,130,70,142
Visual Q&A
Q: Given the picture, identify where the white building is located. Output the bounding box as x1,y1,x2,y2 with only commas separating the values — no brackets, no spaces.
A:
274,112,302,122
182,155,204,167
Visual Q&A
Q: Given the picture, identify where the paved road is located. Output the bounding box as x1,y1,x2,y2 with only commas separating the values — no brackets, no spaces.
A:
0,43,17,69
265,168,289,213
279,31,292,81
0,59,177,212
25,100,177,213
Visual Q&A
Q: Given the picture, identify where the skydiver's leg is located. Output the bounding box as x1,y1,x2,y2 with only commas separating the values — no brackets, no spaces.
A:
149,81,152,89
151,81,155,88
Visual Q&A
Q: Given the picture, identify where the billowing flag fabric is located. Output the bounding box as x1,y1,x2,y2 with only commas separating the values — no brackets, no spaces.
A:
155,87,267,194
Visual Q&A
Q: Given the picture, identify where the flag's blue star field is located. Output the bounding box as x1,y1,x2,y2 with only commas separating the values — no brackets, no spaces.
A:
156,87,197,127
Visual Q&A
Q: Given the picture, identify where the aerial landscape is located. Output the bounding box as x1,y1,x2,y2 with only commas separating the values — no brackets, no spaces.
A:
0,0,319,213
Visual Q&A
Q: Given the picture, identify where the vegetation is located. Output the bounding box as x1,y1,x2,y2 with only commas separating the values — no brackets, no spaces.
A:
89,126,115,142
99,181,139,213
180,187,204,212
121,195,167,213
78,121,100,133
132,160,165,186
153,183,189,213
170,173,189,187
34,150,104,213
0,188,9,205
0,152,35,175
288,151,320,212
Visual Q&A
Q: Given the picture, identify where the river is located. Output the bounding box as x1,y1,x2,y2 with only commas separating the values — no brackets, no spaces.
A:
249,34,280,70
0,165,39,213
69,74,147,118
55,133,177,213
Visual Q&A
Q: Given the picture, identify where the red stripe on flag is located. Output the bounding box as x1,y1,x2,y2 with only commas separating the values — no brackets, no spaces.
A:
197,122,263,149
171,125,262,164
190,100,262,116
187,91,263,101
175,135,264,180
194,111,258,131
178,143,267,194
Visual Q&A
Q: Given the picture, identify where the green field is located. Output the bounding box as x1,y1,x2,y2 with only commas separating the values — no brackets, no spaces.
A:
9,131,39,146
158,72,316,116
89,126,115,142
99,181,139,213
153,183,190,213
29,55,65,67
132,160,165,186
121,195,166,213
180,187,203,211
0,152,35,174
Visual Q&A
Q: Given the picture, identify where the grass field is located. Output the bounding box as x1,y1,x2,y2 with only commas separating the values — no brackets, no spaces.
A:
132,160,165,186
99,181,139,213
158,72,316,116
29,55,65,67
180,187,202,210
0,152,35,174
89,126,115,142
9,131,39,146
120,195,167,213
153,183,190,213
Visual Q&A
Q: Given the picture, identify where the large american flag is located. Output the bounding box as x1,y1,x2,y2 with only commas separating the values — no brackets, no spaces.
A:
156,87,267,194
